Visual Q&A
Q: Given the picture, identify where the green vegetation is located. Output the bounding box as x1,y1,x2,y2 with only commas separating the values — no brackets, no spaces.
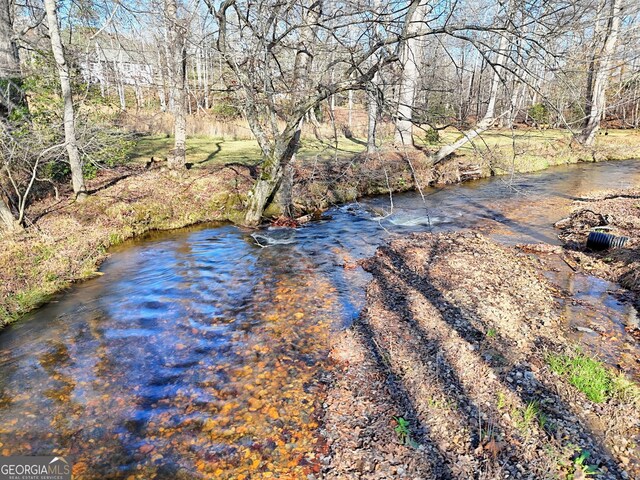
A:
513,400,547,435
394,416,418,447
486,328,497,338
528,103,550,126
568,450,600,479
547,349,640,403
548,350,611,402
129,134,367,167
422,127,440,145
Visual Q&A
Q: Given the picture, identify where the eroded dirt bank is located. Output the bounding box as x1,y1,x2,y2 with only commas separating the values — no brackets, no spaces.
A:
322,232,639,479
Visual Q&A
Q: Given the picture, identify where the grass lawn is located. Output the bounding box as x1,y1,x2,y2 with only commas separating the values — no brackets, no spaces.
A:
129,134,368,167
129,128,640,170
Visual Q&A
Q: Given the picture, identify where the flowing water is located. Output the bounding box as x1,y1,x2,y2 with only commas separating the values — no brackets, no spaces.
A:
1,160,639,478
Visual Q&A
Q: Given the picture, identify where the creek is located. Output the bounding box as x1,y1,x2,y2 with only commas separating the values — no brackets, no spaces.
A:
1,159,639,478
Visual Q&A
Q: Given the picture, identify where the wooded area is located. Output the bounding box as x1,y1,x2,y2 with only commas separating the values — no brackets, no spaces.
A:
2,2,640,477
1,0,639,229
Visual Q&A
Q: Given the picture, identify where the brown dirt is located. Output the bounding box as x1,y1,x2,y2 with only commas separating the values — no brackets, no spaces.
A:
290,150,433,215
555,189,640,303
322,232,639,479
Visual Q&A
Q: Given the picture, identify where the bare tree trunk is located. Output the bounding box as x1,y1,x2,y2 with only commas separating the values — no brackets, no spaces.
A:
155,44,168,112
483,31,509,122
203,48,209,109
164,0,187,170
196,48,204,108
0,0,24,116
394,3,427,146
44,0,87,199
0,196,19,232
243,133,299,225
582,0,607,129
578,0,622,146
347,88,353,127
430,114,501,165
465,53,480,122
95,42,106,97
367,78,378,153
114,60,126,111
0,0,18,76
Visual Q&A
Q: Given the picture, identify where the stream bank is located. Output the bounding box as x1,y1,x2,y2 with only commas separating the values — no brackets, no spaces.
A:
323,232,640,479
2,133,640,327
554,188,640,312
1,158,639,478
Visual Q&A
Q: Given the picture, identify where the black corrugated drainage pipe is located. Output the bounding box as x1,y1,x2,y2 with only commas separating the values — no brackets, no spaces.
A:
586,231,629,251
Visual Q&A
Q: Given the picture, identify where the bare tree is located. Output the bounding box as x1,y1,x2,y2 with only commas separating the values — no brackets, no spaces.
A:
0,194,17,231
205,0,588,224
207,0,395,225
578,0,623,146
0,0,24,117
394,2,428,146
366,77,379,153
209,0,490,224
0,119,66,229
163,0,188,170
43,0,87,199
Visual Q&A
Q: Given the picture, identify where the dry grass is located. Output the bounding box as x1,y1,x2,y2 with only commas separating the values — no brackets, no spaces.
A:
0,165,252,326
2,126,639,326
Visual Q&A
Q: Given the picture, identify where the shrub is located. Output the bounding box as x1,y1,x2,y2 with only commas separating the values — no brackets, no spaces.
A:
528,103,550,126
423,128,440,145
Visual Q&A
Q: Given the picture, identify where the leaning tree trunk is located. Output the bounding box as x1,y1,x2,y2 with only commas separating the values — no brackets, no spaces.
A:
164,0,187,170
243,132,299,225
0,0,25,117
428,24,511,165
430,115,500,165
578,0,622,147
44,0,87,199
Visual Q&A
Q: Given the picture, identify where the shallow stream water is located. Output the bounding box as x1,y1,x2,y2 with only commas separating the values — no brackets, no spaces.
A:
1,160,639,478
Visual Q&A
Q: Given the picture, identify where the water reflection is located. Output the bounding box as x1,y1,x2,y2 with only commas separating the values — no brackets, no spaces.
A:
544,255,640,378
0,159,639,478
